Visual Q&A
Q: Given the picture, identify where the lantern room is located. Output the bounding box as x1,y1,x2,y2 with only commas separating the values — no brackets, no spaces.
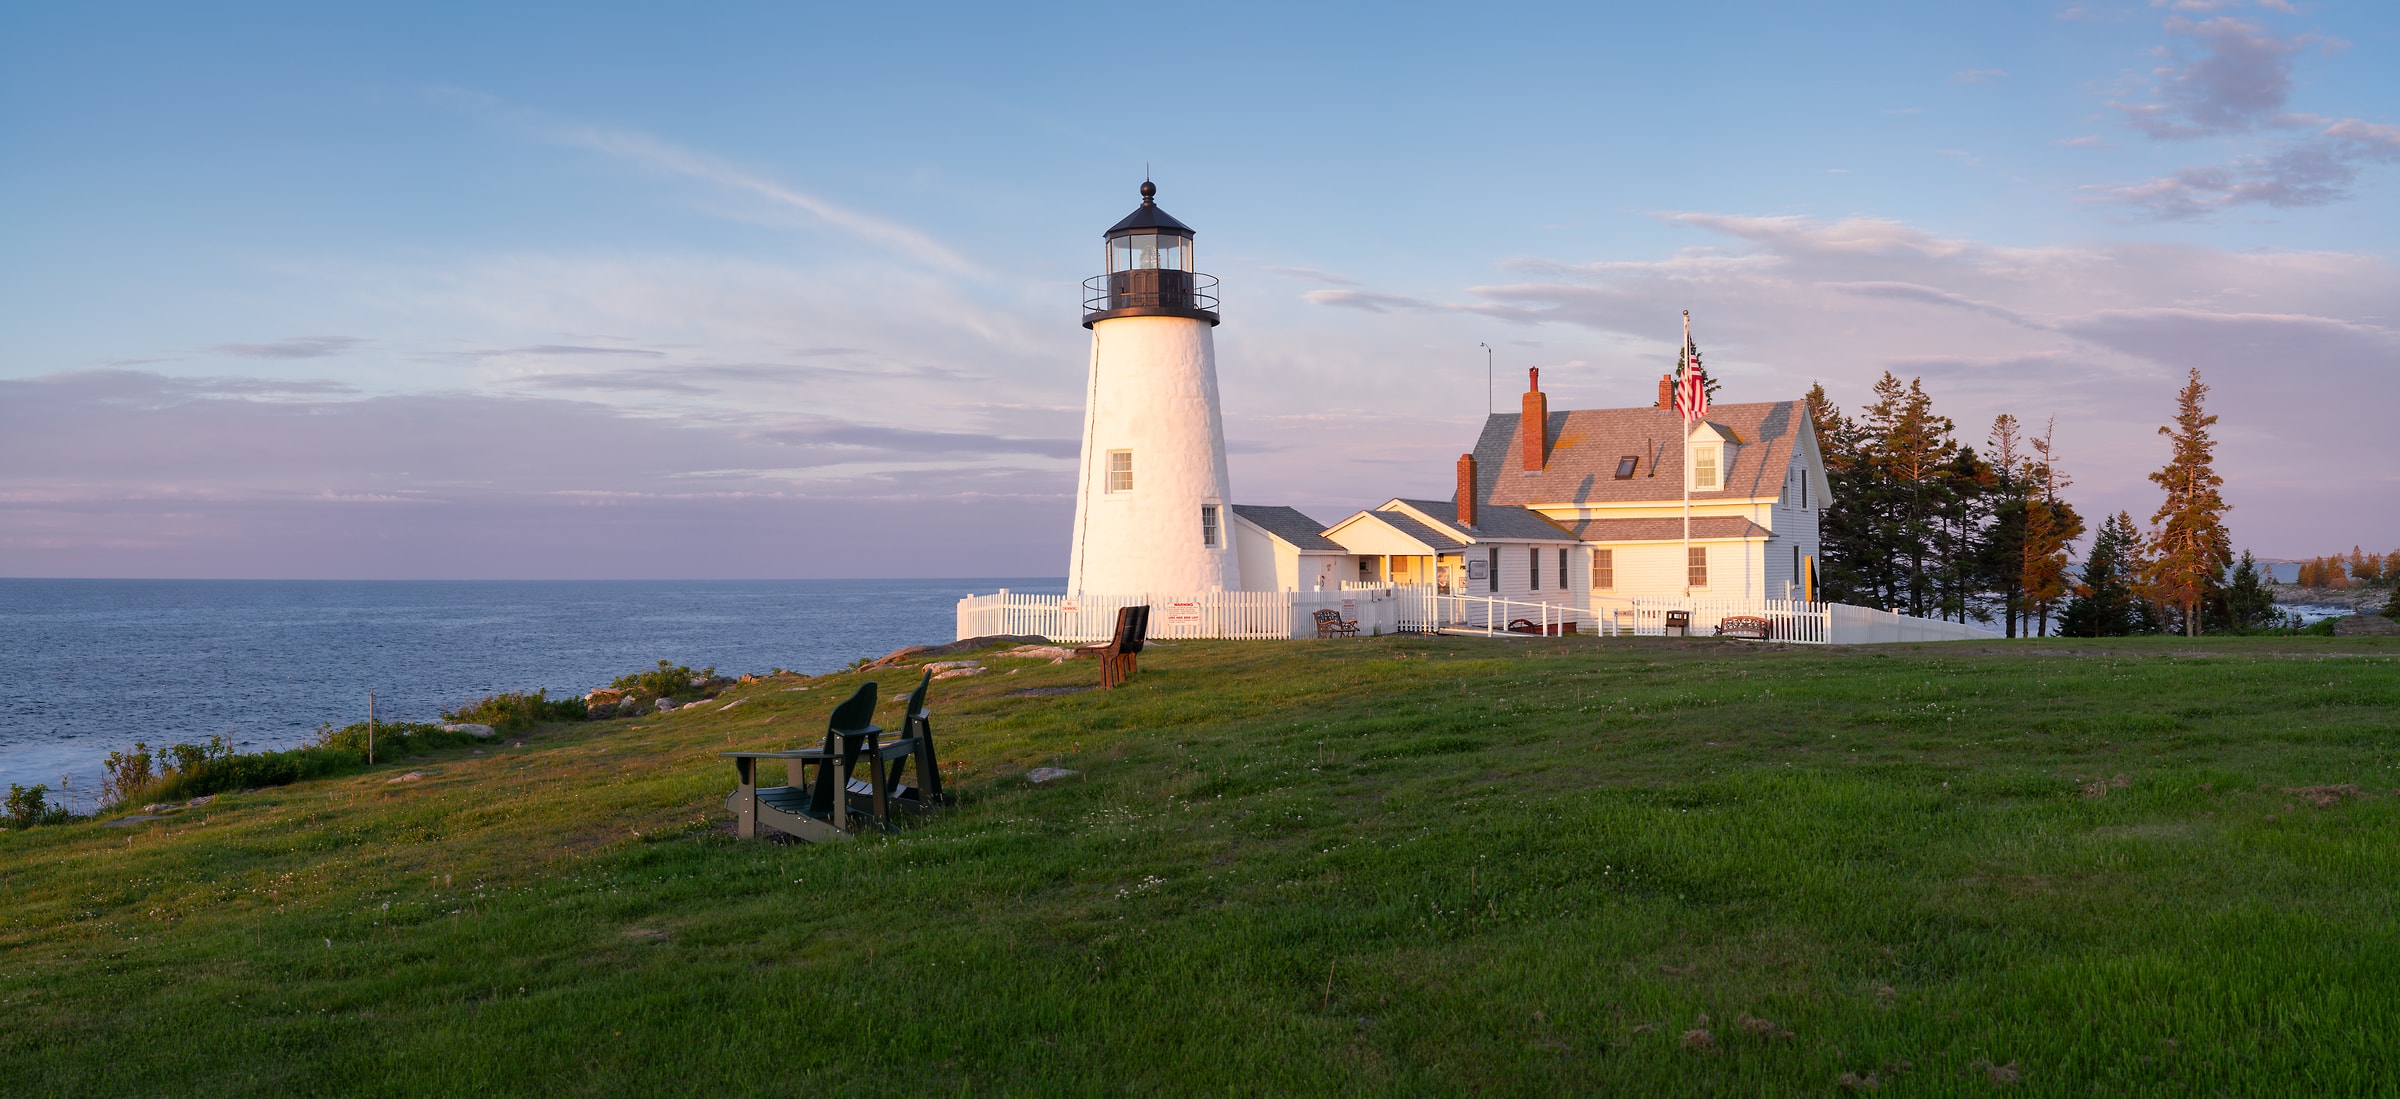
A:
1083,181,1220,327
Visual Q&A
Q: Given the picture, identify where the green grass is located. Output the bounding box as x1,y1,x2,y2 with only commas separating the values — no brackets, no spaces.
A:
5,634,2398,1095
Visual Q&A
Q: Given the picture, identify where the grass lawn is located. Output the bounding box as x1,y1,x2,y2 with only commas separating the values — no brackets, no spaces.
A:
5,633,2398,1095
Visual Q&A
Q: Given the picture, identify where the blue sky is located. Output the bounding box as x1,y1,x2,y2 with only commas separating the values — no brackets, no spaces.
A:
3,1,2394,577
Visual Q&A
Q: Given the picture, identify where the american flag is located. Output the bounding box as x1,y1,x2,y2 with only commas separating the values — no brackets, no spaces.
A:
1675,337,1707,424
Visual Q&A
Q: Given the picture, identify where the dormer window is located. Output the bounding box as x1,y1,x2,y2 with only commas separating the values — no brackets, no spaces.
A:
1692,445,1720,491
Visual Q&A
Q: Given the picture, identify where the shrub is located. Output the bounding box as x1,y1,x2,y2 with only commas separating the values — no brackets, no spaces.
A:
309,721,481,757
102,743,157,807
98,721,496,808
609,660,717,705
442,690,587,732
6,784,73,828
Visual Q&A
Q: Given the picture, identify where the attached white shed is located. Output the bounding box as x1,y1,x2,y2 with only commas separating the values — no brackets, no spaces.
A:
1230,505,1353,592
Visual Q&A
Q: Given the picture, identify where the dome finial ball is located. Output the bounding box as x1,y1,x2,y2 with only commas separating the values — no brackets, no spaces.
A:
1139,180,1156,203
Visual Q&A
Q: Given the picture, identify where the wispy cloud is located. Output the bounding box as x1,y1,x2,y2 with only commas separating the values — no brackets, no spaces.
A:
2112,17,2308,139
432,88,971,273
2088,15,2394,217
2086,124,2400,218
1259,265,1359,286
1303,288,1440,313
466,344,666,359
207,336,365,359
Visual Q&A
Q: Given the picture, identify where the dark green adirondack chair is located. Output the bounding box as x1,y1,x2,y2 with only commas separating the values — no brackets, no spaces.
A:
720,681,884,842
857,668,946,811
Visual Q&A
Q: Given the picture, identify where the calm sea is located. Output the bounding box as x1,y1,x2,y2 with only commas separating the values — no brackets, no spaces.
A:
0,578,1059,805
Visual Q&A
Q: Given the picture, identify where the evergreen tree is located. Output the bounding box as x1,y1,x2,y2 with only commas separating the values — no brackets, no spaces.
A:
2143,369,2232,637
2021,419,2084,637
2063,511,2145,637
1983,415,2031,637
1858,373,1961,617
1806,383,1877,607
2222,550,2278,632
2350,546,2385,584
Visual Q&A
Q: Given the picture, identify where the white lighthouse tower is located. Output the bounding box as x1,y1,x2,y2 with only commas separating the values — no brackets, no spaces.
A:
1065,181,1241,596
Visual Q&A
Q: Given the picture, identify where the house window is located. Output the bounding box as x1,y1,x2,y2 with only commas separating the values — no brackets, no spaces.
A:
1488,547,1500,593
1105,450,1133,493
1529,547,1541,591
1591,548,1613,590
1689,546,1709,588
1693,446,1719,490
1792,544,1801,588
1800,471,1808,508
1201,505,1219,548
1558,548,1568,589
1614,455,1638,479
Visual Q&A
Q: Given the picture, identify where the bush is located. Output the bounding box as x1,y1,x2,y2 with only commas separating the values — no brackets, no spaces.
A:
99,721,495,808
442,690,586,732
6,784,74,828
608,660,717,705
309,721,483,758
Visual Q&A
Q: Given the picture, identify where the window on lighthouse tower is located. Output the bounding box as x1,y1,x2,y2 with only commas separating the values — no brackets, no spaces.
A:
1106,450,1133,493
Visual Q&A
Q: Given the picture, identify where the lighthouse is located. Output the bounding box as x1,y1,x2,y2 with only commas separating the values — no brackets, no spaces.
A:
1064,181,1241,595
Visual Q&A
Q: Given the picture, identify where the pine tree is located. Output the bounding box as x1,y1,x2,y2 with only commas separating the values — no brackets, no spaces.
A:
2020,420,2084,637
1984,415,2030,637
1806,382,1876,607
2351,546,2385,584
2143,369,2232,637
1858,374,1961,617
2222,550,2277,632
2064,511,2145,637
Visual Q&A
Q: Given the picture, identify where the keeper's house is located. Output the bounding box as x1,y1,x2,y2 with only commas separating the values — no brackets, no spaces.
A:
1234,368,1827,606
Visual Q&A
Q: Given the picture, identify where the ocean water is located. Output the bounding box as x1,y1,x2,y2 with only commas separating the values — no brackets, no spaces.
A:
0,578,1059,804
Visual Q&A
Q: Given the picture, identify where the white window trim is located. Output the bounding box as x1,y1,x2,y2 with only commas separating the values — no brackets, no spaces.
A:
1691,444,1722,491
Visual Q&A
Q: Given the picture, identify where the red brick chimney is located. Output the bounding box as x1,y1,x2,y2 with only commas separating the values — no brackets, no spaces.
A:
1455,454,1477,528
1657,373,1674,410
1521,368,1548,471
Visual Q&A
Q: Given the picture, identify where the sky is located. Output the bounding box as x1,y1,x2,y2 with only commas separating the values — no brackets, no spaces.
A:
1,0,2394,579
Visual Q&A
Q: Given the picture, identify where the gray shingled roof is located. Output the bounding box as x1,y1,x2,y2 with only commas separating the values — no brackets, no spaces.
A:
1467,399,1808,510
1354,510,1469,551
1560,516,1771,542
1229,504,1345,552
1388,499,1579,543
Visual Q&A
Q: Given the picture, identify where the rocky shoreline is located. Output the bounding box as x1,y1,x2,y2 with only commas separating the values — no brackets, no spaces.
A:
2269,581,2395,614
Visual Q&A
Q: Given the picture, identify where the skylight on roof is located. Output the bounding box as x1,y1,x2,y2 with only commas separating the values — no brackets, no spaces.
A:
1614,455,1638,479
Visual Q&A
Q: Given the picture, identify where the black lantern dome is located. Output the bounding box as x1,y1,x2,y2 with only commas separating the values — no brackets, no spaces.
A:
1084,181,1219,327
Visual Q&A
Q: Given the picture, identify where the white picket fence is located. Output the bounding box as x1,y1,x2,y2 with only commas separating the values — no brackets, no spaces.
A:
1826,603,2002,644
956,585,2000,645
956,587,1415,644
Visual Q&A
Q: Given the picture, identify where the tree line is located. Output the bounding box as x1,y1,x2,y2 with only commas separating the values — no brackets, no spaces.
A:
1804,368,2334,637
2295,549,2398,589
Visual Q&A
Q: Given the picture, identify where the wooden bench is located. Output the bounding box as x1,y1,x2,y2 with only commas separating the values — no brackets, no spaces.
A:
1074,605,1150,689
1313,608,1359,638
1715,615,1773,641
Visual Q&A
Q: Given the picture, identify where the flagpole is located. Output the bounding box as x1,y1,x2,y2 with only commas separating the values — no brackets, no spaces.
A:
1680,311,1692,600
